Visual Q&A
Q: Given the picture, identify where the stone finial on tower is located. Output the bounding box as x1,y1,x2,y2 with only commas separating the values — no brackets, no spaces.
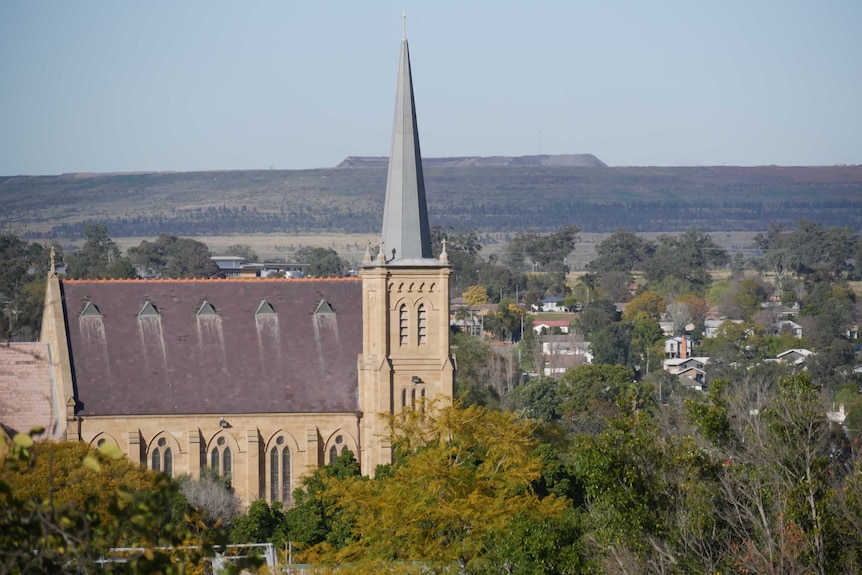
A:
439,238,449,263
363,241,372,264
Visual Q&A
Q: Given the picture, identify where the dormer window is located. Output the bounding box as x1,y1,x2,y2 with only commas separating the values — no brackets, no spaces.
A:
197,300,218,317
138,301,160,318
256,300,276,316
314,300,336,316
80,301,101,318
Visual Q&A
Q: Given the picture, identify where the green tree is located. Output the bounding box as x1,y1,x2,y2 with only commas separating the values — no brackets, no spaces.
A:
573,299,618,338
223,243,259,263
282,449,361,550
507,376,560,422
231,499,287,549
506,225,580,272
65,224,136,279
128,233,220,278
557,363,636,415
587,229,652,273
295,246,349,277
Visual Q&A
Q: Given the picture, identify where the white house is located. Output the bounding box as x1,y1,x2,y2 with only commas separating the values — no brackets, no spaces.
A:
664,336,693,359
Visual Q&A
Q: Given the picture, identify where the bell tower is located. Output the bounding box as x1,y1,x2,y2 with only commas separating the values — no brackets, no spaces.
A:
357,28,454,475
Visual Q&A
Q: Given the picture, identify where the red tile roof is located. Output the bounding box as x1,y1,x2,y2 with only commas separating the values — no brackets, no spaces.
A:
61,279,363,416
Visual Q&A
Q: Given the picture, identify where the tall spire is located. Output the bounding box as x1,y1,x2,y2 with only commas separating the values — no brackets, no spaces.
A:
380,25,433,262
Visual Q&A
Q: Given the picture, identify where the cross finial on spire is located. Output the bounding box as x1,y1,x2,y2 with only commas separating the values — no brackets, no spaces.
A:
402,8,406,40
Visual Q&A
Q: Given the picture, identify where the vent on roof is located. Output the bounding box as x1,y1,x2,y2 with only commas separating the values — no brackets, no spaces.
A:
256,300,276,316
80,301,102,318
197,301,218,317
139,301,160,318
314,300,336,316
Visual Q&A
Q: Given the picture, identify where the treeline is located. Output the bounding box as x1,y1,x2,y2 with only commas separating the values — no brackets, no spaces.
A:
34,199,862,239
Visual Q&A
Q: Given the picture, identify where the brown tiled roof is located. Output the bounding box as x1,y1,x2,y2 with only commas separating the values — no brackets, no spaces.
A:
61,278,362,416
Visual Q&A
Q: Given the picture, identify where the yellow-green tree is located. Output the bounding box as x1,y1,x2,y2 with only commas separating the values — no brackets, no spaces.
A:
462,285,489,306
0,434,227,574
304,403,567,574
623,290,666,321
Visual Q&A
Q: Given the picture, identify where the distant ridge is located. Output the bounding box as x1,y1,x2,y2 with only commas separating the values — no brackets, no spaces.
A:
336,153,607,169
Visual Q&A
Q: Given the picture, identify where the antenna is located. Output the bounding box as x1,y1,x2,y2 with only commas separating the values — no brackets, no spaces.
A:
402,8,406,40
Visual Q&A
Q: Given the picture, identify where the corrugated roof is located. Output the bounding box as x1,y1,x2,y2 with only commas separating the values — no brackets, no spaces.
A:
62,279,363,416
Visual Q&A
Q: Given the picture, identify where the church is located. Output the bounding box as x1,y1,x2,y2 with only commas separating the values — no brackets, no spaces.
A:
31,34,454,505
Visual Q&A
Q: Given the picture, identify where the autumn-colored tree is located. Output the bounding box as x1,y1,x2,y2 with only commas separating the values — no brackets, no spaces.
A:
462,285,489,305
0,434,228,574
303,403,567,574
623,290,666,321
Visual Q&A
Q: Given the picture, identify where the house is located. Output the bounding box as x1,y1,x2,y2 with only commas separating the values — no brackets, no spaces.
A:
531,296,566,312
532,319,570,334
677,367,707,391
773,348,814,366
663,356,709,376
542,353,590,377
774,319,803,338
18,35,454,506
539,335,592,376
664,336,693,359
704,317,744,338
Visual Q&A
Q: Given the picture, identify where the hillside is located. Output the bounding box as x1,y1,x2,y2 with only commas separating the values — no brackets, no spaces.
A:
2,156,861,239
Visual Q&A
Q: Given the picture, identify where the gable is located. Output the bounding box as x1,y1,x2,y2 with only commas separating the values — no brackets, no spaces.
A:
62,279,363,416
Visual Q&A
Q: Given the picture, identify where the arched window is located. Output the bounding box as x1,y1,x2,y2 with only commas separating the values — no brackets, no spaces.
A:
411,388,416,409
150,437,173,477
418,304,427,344
211,436,231,479
269,437,292,504
399,304,408,345
223,447,232,476
401,388,407,408
329,446,338,465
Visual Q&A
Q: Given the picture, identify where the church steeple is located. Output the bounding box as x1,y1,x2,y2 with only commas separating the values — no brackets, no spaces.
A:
380,30,433,262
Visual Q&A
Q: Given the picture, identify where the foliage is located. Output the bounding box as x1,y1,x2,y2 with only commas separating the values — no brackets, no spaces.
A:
0,233,51,341
65,224,137,280
450,332,513,408
294,246,349,277
572,299,618,338
623,290,666,321
128,233,220,278
303,403,569,574
176,468,242,532
507,376,560,422
557,363,637,416
282,449,362,551
231,499,287,549
0,434,226,574
462,285,489,305
755,219,859,283
506,225,580,272
587,229,652,273
643,227,728,293
223,243,259,262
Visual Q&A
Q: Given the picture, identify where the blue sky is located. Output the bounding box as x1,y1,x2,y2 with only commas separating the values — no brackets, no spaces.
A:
2,1,860,175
